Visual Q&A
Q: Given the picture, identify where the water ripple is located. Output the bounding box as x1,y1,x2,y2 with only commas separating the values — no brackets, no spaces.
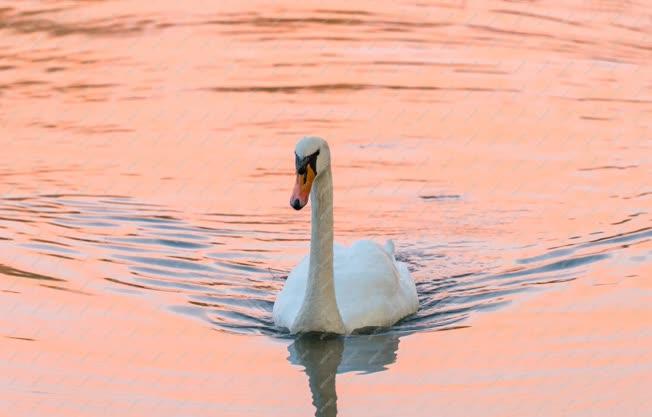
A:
0,194,643,337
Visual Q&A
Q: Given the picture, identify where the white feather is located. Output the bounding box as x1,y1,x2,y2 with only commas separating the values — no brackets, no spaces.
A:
273,240,418,333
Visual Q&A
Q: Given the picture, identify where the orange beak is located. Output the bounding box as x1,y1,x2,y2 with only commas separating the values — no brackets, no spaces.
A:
290,165,316,210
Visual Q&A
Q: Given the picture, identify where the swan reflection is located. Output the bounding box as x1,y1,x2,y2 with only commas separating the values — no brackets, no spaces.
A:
287,332,400,417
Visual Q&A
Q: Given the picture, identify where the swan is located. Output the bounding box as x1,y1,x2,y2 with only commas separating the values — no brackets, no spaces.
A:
273,136,419,334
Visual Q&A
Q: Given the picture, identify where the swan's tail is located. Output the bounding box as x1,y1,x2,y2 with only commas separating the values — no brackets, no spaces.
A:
384,239,395,256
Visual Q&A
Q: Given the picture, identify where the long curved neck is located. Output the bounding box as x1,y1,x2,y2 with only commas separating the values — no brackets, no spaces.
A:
292,166,345,334
309,167,334,296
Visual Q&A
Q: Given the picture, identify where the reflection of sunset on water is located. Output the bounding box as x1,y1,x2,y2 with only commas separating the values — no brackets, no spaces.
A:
0,0,650,416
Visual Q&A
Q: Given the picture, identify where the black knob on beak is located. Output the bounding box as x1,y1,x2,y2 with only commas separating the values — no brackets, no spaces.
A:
291,199,302,210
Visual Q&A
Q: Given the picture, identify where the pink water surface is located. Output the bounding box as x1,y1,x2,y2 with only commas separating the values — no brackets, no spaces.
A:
0,1,651,416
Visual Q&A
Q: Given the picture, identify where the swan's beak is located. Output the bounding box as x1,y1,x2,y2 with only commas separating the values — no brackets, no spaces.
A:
290,165,315,210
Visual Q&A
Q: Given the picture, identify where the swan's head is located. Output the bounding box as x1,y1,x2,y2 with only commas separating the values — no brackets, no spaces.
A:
290,136,331,210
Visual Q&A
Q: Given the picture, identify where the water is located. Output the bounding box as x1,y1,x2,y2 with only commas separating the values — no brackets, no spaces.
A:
1,1,651,416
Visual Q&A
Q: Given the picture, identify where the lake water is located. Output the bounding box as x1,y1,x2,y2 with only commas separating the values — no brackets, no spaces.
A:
1,1,651,416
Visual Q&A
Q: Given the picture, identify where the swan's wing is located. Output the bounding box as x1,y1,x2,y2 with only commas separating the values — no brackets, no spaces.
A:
380,240,417,308
272,255,309,330
394,258,418,311
334,240,418,331
383,239,395,255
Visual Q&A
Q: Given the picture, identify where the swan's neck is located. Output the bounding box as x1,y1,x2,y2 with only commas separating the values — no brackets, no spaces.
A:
293,167,345,334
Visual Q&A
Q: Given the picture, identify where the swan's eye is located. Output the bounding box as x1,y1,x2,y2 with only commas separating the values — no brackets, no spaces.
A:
295,150,320,176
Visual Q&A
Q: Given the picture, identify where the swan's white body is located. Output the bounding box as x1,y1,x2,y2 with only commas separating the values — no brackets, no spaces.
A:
273,137,418,334
274,240,418,334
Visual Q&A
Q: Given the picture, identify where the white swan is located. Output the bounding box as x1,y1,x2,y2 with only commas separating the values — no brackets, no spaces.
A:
273,137,418,334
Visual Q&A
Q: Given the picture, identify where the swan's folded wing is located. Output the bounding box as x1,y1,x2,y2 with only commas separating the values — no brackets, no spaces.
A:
272,255,309,330
334,240,417,332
